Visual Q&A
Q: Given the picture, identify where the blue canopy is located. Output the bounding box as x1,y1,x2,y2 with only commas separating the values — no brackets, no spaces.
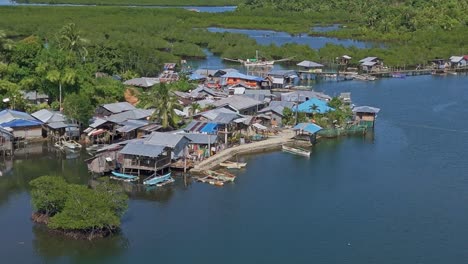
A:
293,123,322,134
0,119,42,128
200,122,218,134
294,98,334,114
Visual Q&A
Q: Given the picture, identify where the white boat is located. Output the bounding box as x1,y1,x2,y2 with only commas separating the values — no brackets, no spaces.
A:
354,74,377,81
282,144,310,157
55,139,82,150
219,161,247,169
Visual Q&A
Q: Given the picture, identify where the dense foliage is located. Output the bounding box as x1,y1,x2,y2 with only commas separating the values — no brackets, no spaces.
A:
30,176,128,239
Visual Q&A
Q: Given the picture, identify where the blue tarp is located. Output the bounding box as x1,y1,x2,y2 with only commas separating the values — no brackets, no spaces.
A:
188,73,206,81
200,122,218,134
0,119,42,128
221,72,264,82
293,123,322,134
294,98,334,114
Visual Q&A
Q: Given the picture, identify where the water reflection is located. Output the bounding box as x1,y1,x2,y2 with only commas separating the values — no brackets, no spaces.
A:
32,224,129,263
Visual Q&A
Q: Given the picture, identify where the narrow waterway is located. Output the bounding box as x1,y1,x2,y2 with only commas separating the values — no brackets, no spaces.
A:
1,75,468,263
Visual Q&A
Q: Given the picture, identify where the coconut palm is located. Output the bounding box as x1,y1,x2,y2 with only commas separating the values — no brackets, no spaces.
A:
57,23,89,61
143,82,182,129
189,102,201,116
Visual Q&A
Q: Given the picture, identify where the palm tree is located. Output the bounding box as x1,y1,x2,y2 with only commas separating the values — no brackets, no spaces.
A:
143,82,182,129
189,102,201,116
57,23,89,61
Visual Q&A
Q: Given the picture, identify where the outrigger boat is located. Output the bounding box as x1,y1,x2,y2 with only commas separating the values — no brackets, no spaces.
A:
110,171,139,182
224,50,292,67
143,172,172,186
282,144,310,157
219,161,247,169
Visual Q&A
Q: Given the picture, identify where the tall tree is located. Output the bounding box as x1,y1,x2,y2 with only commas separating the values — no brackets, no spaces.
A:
57,23,89,62
141,82,182,129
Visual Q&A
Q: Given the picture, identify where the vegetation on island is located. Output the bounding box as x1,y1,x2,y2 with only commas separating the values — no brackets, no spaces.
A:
30,176,128,240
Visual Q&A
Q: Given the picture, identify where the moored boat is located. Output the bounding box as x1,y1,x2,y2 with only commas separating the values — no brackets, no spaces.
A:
110,171,139,182
282,144,310,157
219,161,247,169
143,172,172,186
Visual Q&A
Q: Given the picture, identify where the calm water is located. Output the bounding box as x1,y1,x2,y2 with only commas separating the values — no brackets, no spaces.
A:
207,27,382,49
0,0,236,12
1,75,468,263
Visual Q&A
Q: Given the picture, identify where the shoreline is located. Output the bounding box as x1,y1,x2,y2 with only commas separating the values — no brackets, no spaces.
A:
191,129,295,173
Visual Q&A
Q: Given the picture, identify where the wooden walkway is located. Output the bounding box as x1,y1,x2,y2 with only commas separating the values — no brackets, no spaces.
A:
191,130,295,173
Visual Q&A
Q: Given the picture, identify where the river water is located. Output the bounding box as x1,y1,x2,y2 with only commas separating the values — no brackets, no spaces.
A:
1,74,468,263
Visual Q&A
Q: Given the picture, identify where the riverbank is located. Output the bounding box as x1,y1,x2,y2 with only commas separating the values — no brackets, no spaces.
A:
191,129,295,173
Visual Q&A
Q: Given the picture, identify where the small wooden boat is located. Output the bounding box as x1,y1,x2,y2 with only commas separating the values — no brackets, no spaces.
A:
156,177,175,187
282,144,310,157
354,74,376,81
219,161,247,169
62,140,82,150
143,172,172,186
110,171,139,182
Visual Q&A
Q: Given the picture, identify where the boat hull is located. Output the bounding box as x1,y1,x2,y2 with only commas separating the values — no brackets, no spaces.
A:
143,172,172,186
111,171,139,182
282,145,310,157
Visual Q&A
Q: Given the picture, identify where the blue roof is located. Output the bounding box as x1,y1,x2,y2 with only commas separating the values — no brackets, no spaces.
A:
221,72,263,82
293,123,322,134
188,73,206,81
0,119,42,128
294,98,334,114
200,122,218,134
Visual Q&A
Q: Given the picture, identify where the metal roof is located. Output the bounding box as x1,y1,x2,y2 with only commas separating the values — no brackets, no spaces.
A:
32,109,66,123
352,106,380,114
362,61,378,66
144,132,187,148
0,110,42,127
359,57,378,63
116,119,149,133
22,91,49,100
0,126,13,138
267,70,298,78
259,101,295,116
89,118,109,128
281,91,332,102
200,122,218,134
212,95,263,112
107,109,154,124
47,122,78,129
120,142,166,157
101,102,136,114
293,123,322,134
297,60,324,68
123,77,159,88
179,133,218,145
450,56,464,63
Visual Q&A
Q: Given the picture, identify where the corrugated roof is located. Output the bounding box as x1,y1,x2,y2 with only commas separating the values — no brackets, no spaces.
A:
352,106,380,114
101,102,136,114
359,57,378,63
107,109,154,124
267,70,298,78
123,77,159,88
22,91,49,100
450,56,464,63
47,122,78,129
259,101,295,116
281,91,332,102
0,126,13,138
293,123,322,134
32,109,66,123
120,142,166,157
297,60,324,68
0,119,42,128
144,132,187,148
212,95,263,112
362,61,377,66
0,110,42,127
89,118,109,128
116,119,149,133
179,133,218,145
